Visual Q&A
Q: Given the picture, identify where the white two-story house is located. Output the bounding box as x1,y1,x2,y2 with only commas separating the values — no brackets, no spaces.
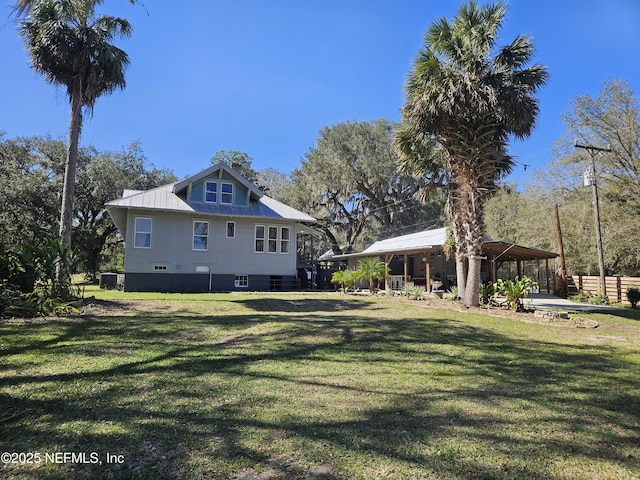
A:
105,162,316,292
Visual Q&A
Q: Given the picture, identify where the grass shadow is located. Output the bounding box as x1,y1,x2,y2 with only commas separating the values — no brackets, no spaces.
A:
1,294,639,479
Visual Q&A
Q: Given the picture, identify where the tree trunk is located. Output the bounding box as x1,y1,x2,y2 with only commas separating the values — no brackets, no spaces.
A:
322,226,343,256
56,86,83,291
460,187,486,308
60,89,82,246
453,169,486,308
464,254,482,307
446,194,467,299
455,254,467,300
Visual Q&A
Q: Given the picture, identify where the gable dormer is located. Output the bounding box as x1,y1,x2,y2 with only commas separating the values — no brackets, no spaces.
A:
173,162,263,207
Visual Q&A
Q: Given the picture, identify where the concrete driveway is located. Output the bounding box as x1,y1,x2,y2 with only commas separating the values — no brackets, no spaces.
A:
525,293,621,312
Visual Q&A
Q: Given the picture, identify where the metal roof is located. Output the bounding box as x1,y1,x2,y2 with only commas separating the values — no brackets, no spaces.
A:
361,227,448,255
482,241,558,261
331,227,557,261
105,166,316,235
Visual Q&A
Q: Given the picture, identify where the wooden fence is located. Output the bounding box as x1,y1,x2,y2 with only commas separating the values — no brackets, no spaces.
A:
568,275,640,305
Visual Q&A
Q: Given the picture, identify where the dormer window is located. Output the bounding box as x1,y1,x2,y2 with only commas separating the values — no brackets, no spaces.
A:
205,181,217,203
221,182,233,204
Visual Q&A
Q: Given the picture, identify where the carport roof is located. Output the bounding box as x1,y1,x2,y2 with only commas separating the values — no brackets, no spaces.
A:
331,227,557,261
482,241,558,261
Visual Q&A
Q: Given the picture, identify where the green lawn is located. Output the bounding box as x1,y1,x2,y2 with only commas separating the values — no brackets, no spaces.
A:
1,289,639,479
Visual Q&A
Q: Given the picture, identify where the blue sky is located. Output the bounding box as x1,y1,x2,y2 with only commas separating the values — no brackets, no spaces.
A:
1,0,639,187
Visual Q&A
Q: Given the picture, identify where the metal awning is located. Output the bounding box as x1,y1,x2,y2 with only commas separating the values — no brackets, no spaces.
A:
482,241,558,261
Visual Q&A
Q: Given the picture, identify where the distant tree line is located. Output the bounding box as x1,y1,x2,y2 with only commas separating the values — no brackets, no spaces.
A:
484,79,640,277
0,135,176,280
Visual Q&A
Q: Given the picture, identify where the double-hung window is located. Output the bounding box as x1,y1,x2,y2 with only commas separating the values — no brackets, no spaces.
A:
205,181,217,203
268,226,278,253
221,182,233,204
255,225,292,254
255,225,265,252
280,227,290,254
134,217,152,248
193,221,209,250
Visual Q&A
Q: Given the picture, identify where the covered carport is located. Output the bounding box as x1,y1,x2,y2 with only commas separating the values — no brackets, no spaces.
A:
482,241,559,294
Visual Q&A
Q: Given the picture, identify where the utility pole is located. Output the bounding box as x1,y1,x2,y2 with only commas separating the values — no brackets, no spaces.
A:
575,142,611,297
554,204,568,297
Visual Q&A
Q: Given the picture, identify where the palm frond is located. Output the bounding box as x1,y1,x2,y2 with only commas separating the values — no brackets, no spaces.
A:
20,0,131,111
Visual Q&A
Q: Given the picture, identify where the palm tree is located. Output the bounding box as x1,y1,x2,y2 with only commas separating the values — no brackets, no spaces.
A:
331,269,356,294
13,0,139,16
395,0,547,306
20,0,131,293
355,257,389,294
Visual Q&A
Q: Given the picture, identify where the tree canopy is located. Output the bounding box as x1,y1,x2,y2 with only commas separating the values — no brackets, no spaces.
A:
292,119,443,255
210,150,259,184
0,134,175,279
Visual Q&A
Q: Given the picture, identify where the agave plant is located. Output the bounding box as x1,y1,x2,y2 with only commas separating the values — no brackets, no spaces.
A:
401,282,416,297
402,283,426,301
445,286,460,302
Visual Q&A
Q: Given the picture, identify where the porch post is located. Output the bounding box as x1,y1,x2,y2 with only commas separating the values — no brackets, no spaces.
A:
545,258,550,293
403,254,408,286
385,254,393,293
425,253,431,293
490,254,497,283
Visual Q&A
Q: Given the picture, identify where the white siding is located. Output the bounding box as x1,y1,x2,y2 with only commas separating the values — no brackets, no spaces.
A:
124,210,297,276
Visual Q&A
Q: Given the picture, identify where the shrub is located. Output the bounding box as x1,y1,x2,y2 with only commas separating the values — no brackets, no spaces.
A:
570,291,593,304
402,283,426,300
0,281,79,318
626,287,640,308
331,269,356,294
0,231,84,318
589,294,610,306
479,282,493,305
355,258,390,294
445,286,459,302
493,276,538,312
570,291,611,306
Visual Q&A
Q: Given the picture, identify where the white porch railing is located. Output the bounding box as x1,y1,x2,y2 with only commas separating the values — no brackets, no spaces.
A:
389,275,407,291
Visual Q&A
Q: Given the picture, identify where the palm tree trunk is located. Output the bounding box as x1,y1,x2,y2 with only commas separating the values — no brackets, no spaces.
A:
461,186,486,308
464,254,482,307
60,87,82,246
56,85,82,291
446,193,466,299
455,254,467,300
